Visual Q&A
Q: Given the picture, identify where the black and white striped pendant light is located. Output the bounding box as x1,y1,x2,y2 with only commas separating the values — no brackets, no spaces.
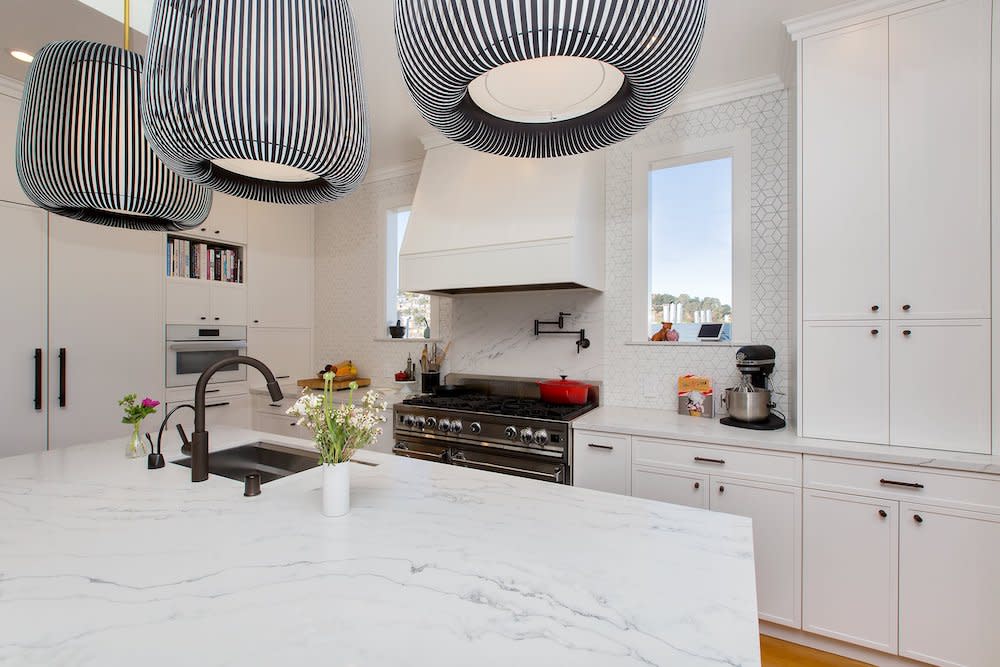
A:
141,0,370,205
15,40,212,230
395,0,707,158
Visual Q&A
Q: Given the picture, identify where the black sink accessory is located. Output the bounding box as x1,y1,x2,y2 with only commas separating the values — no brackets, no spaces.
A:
150,403,196,469
145,432,164,469
244,474,261,497
534,312,590,353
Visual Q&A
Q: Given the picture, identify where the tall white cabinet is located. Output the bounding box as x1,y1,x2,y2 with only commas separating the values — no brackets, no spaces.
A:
791,0,994,454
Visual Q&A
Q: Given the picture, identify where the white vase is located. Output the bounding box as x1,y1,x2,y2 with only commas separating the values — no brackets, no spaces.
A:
322,462,350,517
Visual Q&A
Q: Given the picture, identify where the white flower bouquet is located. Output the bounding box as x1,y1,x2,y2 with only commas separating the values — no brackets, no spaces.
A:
287,373,388,465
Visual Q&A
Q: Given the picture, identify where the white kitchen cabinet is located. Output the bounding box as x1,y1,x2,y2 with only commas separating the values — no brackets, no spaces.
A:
247,328,312,387
0,203,47,456
47,216,164,449
801,322,889,444
802,490,898,654
254,411,312,440
166,393,251,433
631,465,708,509
248,203,314,328
573,431,630,494
890,320,991,453
0,93,31,207
899,504,1000,667
801,18,889,321
185,192,248,244
713,477,801,628
166,279,247,326
889,0,991,321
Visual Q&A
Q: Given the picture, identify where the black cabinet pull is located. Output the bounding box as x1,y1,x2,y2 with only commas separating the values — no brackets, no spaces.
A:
33,348,42,410
880,478,924,489
269,403,282,408
213,230,220,235
902,329,912,337
693,482,700,490
289,422,297,427
57,348,67,407
718,485,725,494
878,509,888,518
870,329,879,336
205,402,230,409
275,375,290,380
200,316,207,321
914,514,924,524
205,389,221,394
588,443,614,451
694,456,726,465
253,319,260,324
871,305,880,312
213,317,220,321
902,304,911,312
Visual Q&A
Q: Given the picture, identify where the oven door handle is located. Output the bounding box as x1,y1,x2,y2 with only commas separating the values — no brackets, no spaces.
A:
452,457,563,482
169,341,247,352
392,444,447,461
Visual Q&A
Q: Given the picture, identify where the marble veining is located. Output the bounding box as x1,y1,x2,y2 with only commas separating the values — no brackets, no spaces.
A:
576,407,1000,476
0,428,760,666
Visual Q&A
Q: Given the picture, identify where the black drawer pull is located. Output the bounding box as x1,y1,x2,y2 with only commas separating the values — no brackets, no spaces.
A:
693,482,700,490
914,514,924,524
902,329,912,337
880,478,924,489
205,402,230,409
57,348,67,408
269,403,282,408
871,305,880,312
275,375,290,380
902,304,911,312
588,443,614,451
718,485,725,494
870,329,879,336
878,509,888,518
33,348,42,410
694,456,725,465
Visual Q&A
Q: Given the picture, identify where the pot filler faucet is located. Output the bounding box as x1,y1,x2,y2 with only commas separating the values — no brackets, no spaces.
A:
190,356,284,482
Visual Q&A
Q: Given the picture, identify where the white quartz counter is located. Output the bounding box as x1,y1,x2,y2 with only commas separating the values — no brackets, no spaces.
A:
574,406,1000,475
0,428,760,666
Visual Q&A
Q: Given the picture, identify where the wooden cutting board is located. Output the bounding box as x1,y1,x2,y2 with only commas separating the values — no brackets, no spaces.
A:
297,377,371,391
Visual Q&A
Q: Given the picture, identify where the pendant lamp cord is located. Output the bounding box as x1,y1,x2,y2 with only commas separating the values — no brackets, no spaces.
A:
123,0,130,51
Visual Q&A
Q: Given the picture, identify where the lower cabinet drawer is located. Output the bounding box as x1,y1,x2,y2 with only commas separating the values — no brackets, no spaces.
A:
573,431,630,495
632,437,801,485
805,456,1000,514
632,466,708,509
254,411,312,440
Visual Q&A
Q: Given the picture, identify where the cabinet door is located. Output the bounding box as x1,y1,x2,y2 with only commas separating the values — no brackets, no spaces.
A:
802,490,898,653
631,466,708,509
0,94,32,206
254,411,312,440
248,202,314,328
899,505,1000,667
188,193,248,244
0,203,47,456
889,0,991,320
712,478,801,628
572,431,630,494
801,19,889,320
890,321,990,453
169,394,251,432
165,279,212,324
210,283,247,326
247,328,312,387
801,322,889,443
48,216,164,449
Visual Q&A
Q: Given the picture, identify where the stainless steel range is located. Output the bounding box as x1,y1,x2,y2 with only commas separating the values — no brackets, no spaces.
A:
392,374,599,485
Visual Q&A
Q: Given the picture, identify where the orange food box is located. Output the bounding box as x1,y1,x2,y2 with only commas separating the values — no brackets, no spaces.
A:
677,375,713,395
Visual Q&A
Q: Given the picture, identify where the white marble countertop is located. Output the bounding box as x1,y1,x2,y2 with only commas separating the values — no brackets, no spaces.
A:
0,428,760,666
574,406,1000,475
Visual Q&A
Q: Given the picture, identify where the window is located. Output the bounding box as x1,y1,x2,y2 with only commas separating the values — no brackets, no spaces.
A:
385,207,433,339
631,131,750,343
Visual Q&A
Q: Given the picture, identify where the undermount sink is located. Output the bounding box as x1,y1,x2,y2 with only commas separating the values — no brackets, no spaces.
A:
172,441,318,484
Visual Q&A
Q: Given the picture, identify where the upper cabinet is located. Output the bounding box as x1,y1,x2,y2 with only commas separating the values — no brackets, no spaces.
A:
0,92,31,207
247,202,314,329
186,193,248,245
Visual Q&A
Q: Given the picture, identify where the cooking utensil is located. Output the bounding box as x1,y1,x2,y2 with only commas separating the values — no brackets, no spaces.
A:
537,375,591,405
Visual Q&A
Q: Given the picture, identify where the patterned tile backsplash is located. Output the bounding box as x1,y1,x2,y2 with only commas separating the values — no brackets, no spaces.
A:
314,90,791,412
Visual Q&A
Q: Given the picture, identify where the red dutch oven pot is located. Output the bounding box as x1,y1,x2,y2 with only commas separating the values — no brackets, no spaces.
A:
537,375,591,405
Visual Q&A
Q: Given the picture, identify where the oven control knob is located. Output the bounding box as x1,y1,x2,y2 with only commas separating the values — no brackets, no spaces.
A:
403,415,415,427
533,429,549,446
425,417,437,429
469,422,482,434
414,417,426,430
519,428,534,444
450,420,463,433
504,426,518,440
438,419,451,432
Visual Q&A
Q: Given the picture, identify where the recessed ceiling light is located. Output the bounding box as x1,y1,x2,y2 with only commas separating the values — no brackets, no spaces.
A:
10,50,34,63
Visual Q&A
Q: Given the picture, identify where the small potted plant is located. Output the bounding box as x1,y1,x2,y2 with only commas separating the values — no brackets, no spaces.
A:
287,372,387,517
119,393,159,459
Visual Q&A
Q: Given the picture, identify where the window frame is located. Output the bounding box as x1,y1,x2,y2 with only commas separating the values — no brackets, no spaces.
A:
378,203,439,341
630,130,752,344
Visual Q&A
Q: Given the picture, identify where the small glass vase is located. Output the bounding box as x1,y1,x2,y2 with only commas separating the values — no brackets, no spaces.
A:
126,423,148,459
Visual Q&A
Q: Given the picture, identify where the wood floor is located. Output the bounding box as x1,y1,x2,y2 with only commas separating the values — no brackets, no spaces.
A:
761,636,874,667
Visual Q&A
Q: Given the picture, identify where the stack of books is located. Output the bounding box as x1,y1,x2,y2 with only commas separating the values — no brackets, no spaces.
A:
166,237,243,283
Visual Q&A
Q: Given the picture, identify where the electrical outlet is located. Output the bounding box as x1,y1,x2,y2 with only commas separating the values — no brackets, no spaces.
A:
642,377,658,398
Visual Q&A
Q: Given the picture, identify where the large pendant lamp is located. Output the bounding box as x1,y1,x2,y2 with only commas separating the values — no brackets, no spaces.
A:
394,0,707,158
141,0,370,205
15,4,212,231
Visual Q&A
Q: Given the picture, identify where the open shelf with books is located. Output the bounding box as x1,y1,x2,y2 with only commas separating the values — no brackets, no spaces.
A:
166,234,244,284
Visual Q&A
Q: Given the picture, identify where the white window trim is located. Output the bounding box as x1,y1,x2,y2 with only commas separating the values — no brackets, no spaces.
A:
630,129,752,344
376,201,440,341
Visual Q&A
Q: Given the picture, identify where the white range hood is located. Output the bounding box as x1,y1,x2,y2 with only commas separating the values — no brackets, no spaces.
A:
399,141,605,295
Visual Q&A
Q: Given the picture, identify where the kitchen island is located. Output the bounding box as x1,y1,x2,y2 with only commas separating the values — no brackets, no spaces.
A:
0,428,760,666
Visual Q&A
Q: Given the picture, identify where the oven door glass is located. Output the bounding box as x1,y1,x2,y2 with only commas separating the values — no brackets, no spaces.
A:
167,342,247,387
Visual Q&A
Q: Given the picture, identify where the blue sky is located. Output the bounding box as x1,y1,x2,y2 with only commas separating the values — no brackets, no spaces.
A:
649,157,733,305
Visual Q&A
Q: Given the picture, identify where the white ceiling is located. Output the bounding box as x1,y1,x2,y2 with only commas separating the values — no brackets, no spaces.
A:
2,0,855,174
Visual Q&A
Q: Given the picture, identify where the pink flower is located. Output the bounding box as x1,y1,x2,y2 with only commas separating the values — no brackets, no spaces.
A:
141,398,160,409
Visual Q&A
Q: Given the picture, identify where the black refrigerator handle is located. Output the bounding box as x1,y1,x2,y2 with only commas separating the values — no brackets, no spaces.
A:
33,348,42,411
58,348,66,408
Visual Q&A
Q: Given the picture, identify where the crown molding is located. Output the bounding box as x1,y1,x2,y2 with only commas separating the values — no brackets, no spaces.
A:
784,0,939,40
0,74,24,100
362,158,423,185
664,74,785,117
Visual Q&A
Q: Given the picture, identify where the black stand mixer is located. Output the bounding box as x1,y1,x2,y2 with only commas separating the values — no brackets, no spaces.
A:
720,345,786,431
